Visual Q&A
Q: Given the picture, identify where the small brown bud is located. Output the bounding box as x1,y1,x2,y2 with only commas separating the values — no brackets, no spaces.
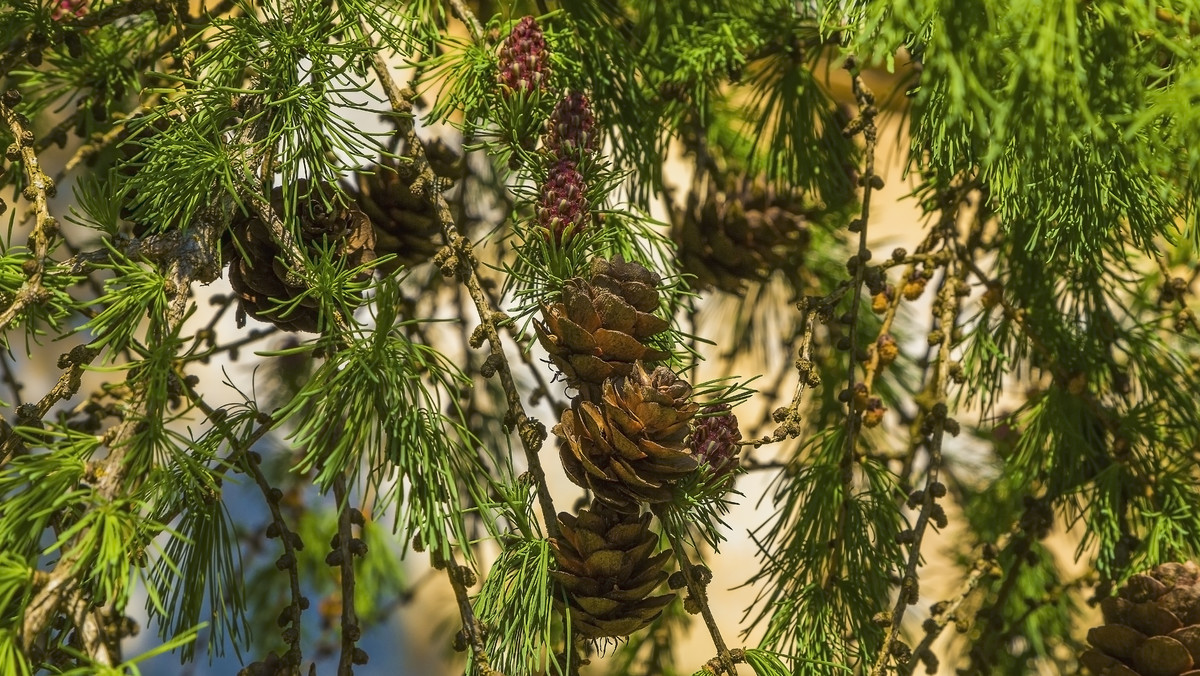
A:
453,565,477,587
852,382,870,409
948,361,965,383
902,278,926,301
944,418,961,436
876,334,899,366
862,397,885,427
930,504,949,529
277,607,297,628
1175,310,1193,333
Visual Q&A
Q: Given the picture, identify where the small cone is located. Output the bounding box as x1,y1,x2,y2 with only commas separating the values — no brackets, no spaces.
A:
691,404,742,491
1082,562,1200,676
543,92,599,160
554,362,699,513
228,182,376,333
550,502,674,639
497,16,550,96
534,257,671,392
536,158,589,243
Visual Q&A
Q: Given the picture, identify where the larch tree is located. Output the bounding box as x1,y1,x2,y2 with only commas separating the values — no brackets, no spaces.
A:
1,1,1199,675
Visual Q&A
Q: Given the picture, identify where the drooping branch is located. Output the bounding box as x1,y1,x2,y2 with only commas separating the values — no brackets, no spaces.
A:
361,24,560,539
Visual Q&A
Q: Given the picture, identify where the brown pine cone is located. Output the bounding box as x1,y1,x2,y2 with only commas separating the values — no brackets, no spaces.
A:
227,182,376,333
675,177,811,295
554,362,699,513
534,257,670,394
355,157,442,274
550,502,674,639
1082,561,1200,676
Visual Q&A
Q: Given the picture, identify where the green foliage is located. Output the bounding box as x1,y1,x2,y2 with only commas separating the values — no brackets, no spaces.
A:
0,250,76,350
77,245,168,360
745,428,903,673
144,433,248,662
2,0,1200,673
471,537,565,675
278,281,495,562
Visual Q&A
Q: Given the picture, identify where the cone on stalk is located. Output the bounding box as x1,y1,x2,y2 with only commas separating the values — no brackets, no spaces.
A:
690,404,742,491
355,156,443,274
497,16,550,97
227,182,376,333
549,502,673,639
554,362,699,513
1082,561,1200,676
536,158,589,244
534,257,671,393
543,92,599,160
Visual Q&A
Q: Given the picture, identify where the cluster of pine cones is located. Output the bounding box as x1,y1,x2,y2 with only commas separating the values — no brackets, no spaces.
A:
224,156,444,332
533,256,740,639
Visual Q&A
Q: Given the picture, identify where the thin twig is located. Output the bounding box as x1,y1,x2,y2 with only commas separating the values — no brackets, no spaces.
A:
899,532,1012,676
0,343,99,464
869,265,962,676
654,505,738,675
243,450,306,674
447,0,485,43
444,552,503,676
824,60,879,593
0,97,59,336
332,477,361,676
